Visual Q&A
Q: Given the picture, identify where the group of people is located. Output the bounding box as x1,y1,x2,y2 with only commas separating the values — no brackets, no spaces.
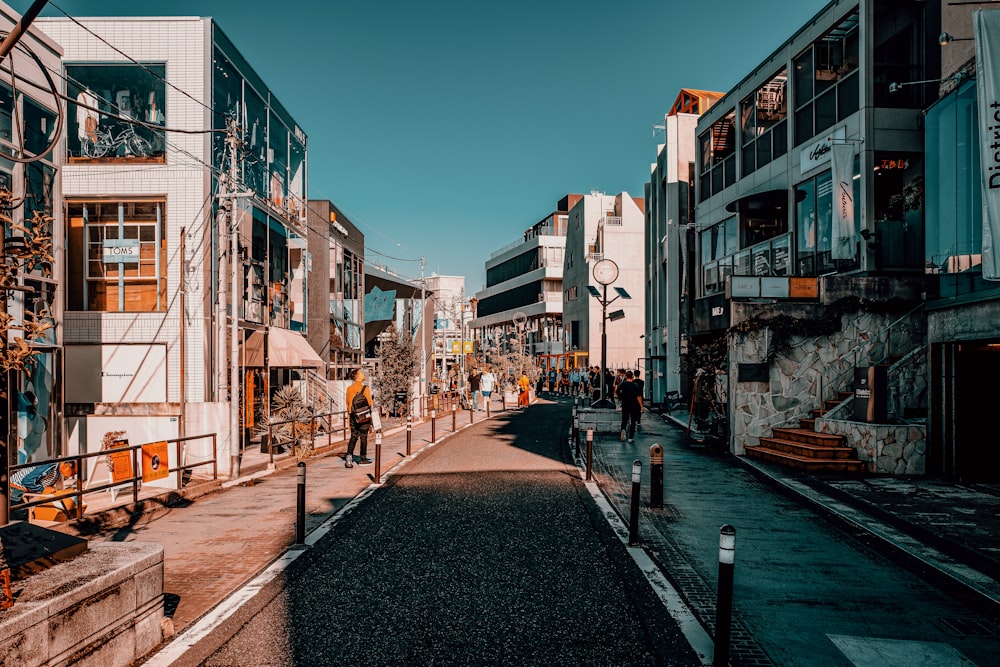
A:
465,366,499,411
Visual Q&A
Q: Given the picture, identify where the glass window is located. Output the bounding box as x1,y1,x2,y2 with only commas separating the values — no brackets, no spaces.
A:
66,200,166,311
793,10,860,146
0,84,12,143
796,157,861,276
66,64,166,163
22,97,56,159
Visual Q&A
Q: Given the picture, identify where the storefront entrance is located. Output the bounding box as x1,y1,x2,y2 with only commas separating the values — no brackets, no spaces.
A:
947,341,1000,481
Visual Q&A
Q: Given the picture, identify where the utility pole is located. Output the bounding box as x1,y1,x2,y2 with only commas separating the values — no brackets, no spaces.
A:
419,257,426,408
217,116,243,478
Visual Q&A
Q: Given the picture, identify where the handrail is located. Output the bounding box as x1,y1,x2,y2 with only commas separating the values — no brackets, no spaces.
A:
818,301,925,409
9,433,218,522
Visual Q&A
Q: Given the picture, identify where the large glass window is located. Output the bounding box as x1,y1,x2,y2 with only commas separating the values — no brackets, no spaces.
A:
874,151,924,270
796,157,861,276
925,80,981,290
793,11,859,146
66,64,166,163
698,109,736,201
873,1,930,109
741,69,788,177
67,200,166,311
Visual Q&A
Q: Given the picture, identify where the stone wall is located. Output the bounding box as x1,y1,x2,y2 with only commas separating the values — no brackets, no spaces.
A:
729,310,907,455
815,418,927,474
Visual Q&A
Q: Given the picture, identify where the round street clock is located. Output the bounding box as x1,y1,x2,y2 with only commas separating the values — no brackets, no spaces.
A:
593,258,619,285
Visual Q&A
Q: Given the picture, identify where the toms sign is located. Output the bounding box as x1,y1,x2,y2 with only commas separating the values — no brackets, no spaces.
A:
103,239,140,263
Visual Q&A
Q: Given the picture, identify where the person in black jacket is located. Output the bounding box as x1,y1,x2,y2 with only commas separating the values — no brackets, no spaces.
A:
616,370,643,443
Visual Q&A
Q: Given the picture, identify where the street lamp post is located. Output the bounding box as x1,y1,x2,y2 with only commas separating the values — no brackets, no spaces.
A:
589,259,629,409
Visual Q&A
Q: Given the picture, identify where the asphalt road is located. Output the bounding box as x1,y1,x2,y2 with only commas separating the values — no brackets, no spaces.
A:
203,402,701,666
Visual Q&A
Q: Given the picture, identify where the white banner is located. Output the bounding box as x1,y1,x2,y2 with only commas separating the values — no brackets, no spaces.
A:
976,9,1000,280
831,143,857,260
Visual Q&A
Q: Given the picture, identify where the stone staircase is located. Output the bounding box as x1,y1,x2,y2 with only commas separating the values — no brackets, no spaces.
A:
745,391,863,473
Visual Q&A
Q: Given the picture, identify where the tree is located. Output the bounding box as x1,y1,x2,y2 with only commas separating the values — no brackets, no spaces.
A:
371,325,417,414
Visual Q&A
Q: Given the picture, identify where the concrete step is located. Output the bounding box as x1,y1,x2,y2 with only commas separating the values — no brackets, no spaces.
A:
758,436,858,460
799,418,816,430
745,446,865,473
771,427,846,448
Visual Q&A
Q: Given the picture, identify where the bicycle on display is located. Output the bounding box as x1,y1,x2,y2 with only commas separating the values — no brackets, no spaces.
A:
82,123,153,159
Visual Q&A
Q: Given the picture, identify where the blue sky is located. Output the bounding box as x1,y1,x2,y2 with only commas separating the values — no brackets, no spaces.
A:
17,0,828,291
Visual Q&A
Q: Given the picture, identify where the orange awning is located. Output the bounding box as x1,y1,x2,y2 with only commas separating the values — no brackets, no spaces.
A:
241,328,325,368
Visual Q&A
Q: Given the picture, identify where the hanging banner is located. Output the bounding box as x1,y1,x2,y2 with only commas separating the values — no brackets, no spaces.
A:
831,143,857,260
976,9,1000,280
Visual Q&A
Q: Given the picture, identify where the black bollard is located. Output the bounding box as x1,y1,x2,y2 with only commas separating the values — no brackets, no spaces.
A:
431,409,437,443
486,397,491,418
469,401,474,424
573,415,580,458
295,462,306,545
628,460,642,546
585,428,594,481
406,414,412,456
714,525,736,667
374,432,383,484
452,403,457,431
649,444,663,509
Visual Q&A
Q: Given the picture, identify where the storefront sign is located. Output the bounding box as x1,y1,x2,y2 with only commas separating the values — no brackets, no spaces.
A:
108,449,132,484
800,127,845,173
730,276,760,298
761,277,790,298
976,9,1000,280
65,344,167,403
102,239,139,263
449,341,475,354
789,277,819,299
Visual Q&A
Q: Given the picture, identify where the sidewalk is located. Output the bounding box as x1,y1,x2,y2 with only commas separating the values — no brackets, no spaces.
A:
53,399,513,647
585,407,1000,665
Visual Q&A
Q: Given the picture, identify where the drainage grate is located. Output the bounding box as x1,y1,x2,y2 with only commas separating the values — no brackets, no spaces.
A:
937,617,999,637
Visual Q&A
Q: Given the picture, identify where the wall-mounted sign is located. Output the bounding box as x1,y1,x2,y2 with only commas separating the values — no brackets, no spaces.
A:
449,341,475,354
789,277,819,299
800,126,845,173
102,239,139,263
730,276,761,298
65,344,167,403
761,277,790,298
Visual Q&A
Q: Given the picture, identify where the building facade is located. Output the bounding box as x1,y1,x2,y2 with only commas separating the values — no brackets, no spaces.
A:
921,3,1000,480
41,16,312,477
0,4,64,495
563,192,646,372
471,196,573,361
644,89,721,406
690,0,936,466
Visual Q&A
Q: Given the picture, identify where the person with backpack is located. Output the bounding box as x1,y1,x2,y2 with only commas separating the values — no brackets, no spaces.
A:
345,368,374,467
616,370,643,443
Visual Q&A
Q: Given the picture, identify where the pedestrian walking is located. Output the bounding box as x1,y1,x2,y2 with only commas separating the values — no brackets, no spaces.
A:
518,371,531,408
616,370,643,442
345,368,374,467
633,369,645,430
480,366,496,408
469,367,482,411
613,368,627,407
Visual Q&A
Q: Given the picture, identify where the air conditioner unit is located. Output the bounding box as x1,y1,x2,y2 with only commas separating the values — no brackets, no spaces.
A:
538,293,545,302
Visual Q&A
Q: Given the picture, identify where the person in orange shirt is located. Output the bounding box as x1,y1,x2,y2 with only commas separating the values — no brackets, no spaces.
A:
345,368,374,467
517,372,531,408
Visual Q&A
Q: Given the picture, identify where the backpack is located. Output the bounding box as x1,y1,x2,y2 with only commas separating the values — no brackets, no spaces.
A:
351,385,372,424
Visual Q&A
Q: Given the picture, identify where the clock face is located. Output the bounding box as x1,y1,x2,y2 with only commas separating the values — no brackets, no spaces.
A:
593,259,619,285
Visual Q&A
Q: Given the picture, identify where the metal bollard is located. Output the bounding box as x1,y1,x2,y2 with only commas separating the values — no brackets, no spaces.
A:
572,416,580,458
628,460,642,546
469,401,474,424
295,462,306,545
374,431,383,484
649,444,664,509
431,409,437,443
585,428,594,481
713,525,736,667
486,397,491,418
452,402,457,431
406,414,412,456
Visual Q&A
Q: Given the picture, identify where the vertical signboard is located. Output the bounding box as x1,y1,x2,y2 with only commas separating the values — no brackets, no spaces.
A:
976,9,1000,280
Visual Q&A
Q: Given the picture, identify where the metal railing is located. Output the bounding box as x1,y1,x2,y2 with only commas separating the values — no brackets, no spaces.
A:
815,302,926,414
9,433,218,522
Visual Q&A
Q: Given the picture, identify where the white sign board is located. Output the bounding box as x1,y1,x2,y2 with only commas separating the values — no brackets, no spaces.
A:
102,239,140,263
730,276,761,298
65,344,167,403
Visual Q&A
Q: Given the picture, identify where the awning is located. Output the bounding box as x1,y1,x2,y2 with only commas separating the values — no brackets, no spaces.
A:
241,328,325,369
725,188,800,214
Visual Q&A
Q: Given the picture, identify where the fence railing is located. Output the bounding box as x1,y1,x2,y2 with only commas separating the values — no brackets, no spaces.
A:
816,302,926,411
9,433,218,522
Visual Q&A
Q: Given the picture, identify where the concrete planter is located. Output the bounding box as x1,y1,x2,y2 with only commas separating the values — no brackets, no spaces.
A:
0,541,165,667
